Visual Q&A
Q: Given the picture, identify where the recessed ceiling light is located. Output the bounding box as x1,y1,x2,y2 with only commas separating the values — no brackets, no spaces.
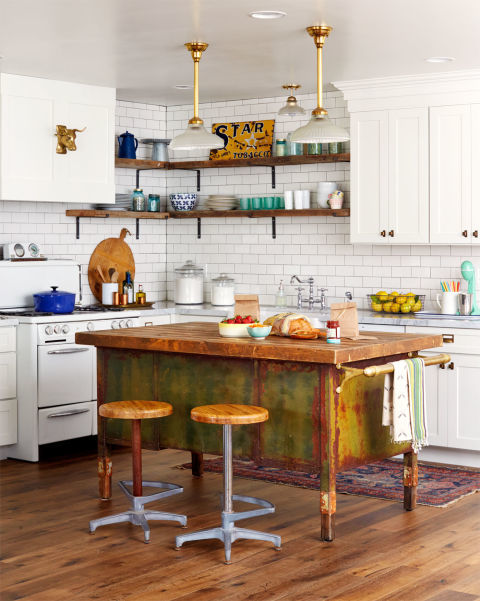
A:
425,56,455,63
248,10,287,19
174,84,193,90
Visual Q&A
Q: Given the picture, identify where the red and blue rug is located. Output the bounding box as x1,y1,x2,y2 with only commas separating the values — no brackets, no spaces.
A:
181,458,480,507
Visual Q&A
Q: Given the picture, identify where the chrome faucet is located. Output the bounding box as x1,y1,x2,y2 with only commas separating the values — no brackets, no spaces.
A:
290,275,328,311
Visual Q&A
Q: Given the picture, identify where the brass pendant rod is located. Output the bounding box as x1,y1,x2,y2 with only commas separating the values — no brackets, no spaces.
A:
185,42,208,126
317,44,323,111
193,59,199,121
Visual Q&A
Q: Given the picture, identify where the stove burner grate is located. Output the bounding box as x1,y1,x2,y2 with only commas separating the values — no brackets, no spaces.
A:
0,305,126,317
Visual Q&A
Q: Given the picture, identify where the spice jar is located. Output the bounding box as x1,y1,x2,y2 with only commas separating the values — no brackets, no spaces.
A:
275,139,287,156
132,188,146,211
211,273,235,306
326,320,341,344
148,194,160,212
174,260,204,305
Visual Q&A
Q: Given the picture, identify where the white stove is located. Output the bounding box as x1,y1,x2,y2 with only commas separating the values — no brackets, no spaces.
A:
0,260,141,461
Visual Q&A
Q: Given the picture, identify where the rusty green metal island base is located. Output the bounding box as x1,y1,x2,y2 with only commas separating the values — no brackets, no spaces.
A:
76,322,444,542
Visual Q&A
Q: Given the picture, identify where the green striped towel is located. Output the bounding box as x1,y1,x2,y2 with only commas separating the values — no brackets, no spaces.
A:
405,357,428,452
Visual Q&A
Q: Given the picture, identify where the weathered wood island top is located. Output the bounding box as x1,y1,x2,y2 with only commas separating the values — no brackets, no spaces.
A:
77,322,444,541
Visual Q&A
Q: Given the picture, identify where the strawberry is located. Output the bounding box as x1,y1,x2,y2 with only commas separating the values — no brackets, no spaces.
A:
242,315,253,324
226,318,235,324
235,315,243,323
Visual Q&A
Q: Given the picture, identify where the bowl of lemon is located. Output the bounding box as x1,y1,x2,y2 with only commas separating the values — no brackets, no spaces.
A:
368,292,425,314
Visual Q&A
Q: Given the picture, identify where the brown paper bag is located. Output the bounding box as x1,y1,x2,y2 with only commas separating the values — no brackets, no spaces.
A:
234,294,260,320
330,302,377,340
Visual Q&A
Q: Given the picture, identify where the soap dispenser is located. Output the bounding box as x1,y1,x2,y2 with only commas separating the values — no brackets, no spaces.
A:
275,280,287,308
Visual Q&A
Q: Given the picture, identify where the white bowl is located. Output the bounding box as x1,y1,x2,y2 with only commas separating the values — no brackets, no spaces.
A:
218,323,250,338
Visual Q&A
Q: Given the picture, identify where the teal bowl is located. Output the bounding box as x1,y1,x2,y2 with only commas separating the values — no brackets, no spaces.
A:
247,325,272,340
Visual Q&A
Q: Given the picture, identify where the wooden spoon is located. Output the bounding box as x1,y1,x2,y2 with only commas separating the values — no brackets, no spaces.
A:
96,265,107,283
111,271,119,283
108,267,115,282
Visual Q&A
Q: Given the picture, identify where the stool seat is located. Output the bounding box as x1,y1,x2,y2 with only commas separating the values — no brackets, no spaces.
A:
99,400,173,420
191,404,268,425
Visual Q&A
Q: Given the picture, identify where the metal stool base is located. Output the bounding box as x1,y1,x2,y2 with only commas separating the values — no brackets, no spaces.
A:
90,480,187,543
175,494,281,563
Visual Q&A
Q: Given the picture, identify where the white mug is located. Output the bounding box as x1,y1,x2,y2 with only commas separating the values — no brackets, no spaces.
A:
436,291,459,315
284,190,293,210
316,181,337,208
294,190,303,210
102,283,119,305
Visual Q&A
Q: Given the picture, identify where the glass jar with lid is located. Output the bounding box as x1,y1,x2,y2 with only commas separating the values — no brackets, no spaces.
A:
174,260,204,305
132,188,146,211
211,273,235,306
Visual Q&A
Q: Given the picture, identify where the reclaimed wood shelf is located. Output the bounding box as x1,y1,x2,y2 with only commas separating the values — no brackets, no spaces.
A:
66,209,169,240
66,207,350,240
115,153,350,191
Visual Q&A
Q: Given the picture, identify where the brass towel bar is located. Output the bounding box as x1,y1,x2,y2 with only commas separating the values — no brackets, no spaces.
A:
335,353,451,394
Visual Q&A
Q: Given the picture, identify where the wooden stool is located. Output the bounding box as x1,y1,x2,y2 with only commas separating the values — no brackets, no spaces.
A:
175,404,281,563
89,401,187,543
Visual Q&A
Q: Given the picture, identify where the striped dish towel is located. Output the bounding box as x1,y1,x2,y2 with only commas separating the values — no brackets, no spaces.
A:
382,357,428,452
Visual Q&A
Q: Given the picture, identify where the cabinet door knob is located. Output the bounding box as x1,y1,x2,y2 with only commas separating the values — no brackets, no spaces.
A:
473,230,479,238
462,230,468,237
389,230,395,237
439,363,445,369
380,230,386,237
442,334,455,344
448,362,455,370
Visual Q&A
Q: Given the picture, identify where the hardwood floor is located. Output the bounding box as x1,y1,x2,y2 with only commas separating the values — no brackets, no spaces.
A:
1,444,479,601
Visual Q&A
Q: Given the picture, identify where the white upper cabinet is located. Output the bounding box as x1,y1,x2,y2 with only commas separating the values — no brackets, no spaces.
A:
350,107,428,244
336,70,480,244
430,105,472,243
0,74,115,203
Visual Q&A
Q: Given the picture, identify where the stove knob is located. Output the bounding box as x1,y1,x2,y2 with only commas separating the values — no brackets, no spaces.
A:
126,319,134,328
86,322,94,331
119,320,126,329
62,324,70,334
54,324,61,334
45,325,54,336
111,321,119,329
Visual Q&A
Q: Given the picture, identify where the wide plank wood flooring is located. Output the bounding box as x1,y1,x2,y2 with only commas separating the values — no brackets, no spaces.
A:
1,445,479,601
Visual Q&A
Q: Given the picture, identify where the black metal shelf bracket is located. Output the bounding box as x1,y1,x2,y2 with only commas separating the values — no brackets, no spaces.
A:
197,218,201,239
271,166,276,189
136,169,140,189
196,170,201,192
75,217,80,240
136,219,140,239
272,216,276,239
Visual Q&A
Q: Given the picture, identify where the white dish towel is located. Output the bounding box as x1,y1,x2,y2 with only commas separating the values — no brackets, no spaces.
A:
382,358,428,452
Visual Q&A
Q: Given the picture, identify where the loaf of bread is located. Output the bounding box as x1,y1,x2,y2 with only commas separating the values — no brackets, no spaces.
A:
263,313,325,339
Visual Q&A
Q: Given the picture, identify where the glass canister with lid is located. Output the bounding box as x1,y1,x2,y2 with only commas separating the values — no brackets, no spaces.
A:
211,273,235,306
174,260,204,304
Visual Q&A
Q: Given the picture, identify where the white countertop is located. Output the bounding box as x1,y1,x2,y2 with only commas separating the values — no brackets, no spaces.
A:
140,303,480,330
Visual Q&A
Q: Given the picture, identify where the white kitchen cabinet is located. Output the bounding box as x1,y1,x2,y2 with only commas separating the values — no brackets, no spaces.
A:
350,107,429,244
0,326,17,446
405,326,480,452
137,315,171,327
173,314,225,323
0,73,115,204
471,104,480,242
430,105,474,243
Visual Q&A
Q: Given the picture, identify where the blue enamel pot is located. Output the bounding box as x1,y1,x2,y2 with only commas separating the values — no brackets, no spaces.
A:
33,286,76,314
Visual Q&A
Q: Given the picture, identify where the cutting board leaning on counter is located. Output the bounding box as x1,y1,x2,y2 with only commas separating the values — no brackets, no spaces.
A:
76,296,449,541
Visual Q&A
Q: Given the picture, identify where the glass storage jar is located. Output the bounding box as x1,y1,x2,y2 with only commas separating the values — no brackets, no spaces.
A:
174,260,204,305
211,273,235,306
131,188,146,211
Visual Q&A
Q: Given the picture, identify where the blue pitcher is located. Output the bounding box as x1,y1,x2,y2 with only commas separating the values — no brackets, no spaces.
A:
118,131,138,159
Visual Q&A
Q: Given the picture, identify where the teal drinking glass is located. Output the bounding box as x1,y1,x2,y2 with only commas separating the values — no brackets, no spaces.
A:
274,196,285,209
239,197,251,210
252,197,262,210
263,196,274,209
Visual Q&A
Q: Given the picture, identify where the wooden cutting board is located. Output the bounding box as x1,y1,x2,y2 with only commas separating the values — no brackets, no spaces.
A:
88,228,135,302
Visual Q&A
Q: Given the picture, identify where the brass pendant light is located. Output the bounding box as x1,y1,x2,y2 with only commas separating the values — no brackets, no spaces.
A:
169,42,224,151
290,26,349,143
278,84,306,116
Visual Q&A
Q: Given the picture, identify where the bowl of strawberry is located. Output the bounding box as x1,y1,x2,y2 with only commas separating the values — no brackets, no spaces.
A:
219,315,259,338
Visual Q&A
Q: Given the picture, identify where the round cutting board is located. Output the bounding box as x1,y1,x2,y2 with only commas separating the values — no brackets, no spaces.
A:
88,228,135,302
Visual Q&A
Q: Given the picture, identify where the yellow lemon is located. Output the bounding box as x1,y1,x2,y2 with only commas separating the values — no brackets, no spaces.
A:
396,295,406,305
406,292,415,297
412,301,422,312
406,297,416,306
391,303,400,313
372,303,383,312
383,302,393,313
378,294,388,302
401,304,411,313
390,291,399,297
387,294,394,301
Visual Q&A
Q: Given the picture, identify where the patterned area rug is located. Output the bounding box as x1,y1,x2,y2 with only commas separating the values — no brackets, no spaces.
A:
181,458,480,507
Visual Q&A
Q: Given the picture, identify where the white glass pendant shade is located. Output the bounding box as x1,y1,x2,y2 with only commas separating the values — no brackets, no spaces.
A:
278,99,306,117
169,122,224,150
290,113,349,143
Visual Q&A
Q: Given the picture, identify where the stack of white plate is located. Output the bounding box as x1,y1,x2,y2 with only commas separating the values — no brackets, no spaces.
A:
204,195,238,211
94,194,133,211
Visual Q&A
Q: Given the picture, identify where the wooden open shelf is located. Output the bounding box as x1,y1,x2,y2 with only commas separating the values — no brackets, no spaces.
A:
169,208,350,219
66,209,169,220
115,153,350,171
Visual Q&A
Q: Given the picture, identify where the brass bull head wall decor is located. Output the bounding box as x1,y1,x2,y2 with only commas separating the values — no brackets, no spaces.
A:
55,125,86,154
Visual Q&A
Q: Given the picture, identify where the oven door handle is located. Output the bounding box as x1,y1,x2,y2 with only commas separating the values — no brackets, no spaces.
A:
47,408,91,418
47,348,90,355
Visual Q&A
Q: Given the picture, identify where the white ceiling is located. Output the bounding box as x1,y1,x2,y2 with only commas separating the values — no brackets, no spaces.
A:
1,0,479,105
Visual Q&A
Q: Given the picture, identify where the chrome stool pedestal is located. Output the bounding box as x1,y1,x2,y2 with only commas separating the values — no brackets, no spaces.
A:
90,479,186,544
176,422,281,563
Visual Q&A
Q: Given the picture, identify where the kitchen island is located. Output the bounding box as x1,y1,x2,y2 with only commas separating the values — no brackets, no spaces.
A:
77,322,444,541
